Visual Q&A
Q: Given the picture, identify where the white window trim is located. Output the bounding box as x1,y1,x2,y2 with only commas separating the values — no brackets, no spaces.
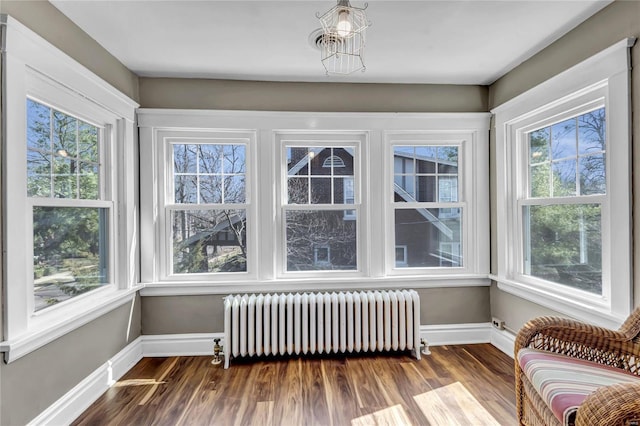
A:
384,131,489,276
276,132,366,278
146,129,258,282
138,109,491,295
1,16,139,362
492,38,634,329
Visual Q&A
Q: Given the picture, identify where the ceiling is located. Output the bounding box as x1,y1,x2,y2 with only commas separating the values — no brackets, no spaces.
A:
50,0,612,85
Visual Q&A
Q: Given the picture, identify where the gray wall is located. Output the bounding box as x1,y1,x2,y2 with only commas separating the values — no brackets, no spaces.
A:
141,287,491,334
488,0,640,331
0,1,139,102
139,77,488,112
1,298,141,425
0,2,141,424
138,75,492,334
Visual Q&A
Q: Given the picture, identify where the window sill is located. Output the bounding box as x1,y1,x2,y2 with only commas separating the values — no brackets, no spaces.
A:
139,274,491,296
0,287,139,363
489,274,627,330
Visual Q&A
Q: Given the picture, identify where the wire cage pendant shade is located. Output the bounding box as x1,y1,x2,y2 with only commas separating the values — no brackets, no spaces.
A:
317,0,370,75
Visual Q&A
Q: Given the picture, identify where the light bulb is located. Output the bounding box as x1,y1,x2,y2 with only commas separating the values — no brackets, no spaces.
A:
336,9,351,37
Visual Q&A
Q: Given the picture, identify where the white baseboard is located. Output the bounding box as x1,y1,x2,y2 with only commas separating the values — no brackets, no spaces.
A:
490,328,516,358
28,336,143,426
420,322,493,346
141,332,223,357
29,324,513,425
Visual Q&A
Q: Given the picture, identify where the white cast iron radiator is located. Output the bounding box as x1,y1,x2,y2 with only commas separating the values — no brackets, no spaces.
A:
222,290,421,368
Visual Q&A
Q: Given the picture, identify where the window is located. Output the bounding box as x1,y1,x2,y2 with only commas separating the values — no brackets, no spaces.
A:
391,143,463,269
2,16,137,362
493,39,633,326
27,99,109,311
395,245,408,267
139,111,489,292
283,145,358,272
170,142,247,274
523,108,605,294
314,245,331,266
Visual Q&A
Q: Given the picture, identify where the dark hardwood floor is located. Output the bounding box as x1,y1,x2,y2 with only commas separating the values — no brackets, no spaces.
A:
72,344,516,425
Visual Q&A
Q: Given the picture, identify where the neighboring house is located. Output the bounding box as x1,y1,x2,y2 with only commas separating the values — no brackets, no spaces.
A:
286,147,461,270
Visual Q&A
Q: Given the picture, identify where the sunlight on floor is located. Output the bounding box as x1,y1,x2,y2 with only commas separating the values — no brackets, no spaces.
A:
351,404,412,426
413,381,500,426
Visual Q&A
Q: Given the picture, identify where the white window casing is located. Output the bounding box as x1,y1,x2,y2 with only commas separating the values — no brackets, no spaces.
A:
1,16,138,362
492,38,635,329
138,110,490,295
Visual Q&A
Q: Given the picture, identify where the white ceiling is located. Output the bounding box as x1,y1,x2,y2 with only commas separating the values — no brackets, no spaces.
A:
50,0,612,85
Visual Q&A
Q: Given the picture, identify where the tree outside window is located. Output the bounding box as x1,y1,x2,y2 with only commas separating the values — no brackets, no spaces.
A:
171,143,247,274
523,107,605,295
27,99,108,311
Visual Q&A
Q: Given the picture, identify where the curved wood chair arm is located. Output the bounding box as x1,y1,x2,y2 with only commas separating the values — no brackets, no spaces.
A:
514,316,633,359
575,382,640,426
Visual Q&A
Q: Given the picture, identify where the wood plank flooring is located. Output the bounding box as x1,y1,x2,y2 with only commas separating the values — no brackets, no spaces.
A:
72,344,516,426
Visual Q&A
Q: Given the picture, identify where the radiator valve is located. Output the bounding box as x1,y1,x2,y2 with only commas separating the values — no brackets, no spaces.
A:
420,338,431,355
211,338,223,365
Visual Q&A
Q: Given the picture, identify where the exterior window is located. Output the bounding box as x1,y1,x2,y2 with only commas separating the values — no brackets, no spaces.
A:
27,99,109,311
170,143,247,274
395,245,408,267
392,145,462,268
285,146,357,272
314,245,331,266
493,39,633,326
522,108,605,295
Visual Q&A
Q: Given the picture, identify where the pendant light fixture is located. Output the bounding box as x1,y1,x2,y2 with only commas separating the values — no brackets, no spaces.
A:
316,0,371,75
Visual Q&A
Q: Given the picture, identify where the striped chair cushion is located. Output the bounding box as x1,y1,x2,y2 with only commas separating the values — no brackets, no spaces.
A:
518,348,640,425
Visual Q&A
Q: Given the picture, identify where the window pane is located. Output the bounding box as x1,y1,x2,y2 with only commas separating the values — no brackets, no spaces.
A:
172,209,246,274
79,162,99,199
394,145,458,203
310,177,332,204
53,156,76,198
27,150,52,197
174,144,198,174
528,109,606,200
27,99,51,151
285,210,357,271
578,108,606,155
288,177,308,204
78,122,99,162
524,204,601,295
552,159,577,196
223,175,246,203
529,163,550,198
529,128,549,163
200,176,222,204
287,146,355,205
437,147,458,173
394,208,462,268
580,154,606,195
33,207,108,312
27,99,100,200
394,146,415,174
223,145,246,174
415,146,437,173
175,175,197,204
53,110,78,157
551,117,577,159
173,143,246,205
199,144,222,174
